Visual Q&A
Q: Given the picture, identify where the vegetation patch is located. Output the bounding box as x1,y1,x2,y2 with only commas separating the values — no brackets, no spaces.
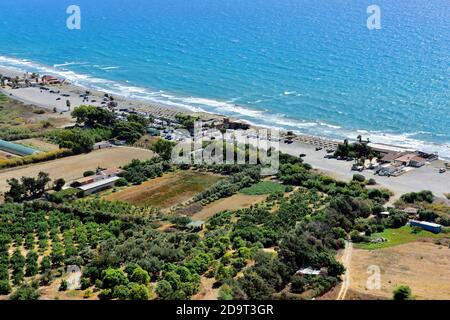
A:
240,181,286,195
355,226,446,250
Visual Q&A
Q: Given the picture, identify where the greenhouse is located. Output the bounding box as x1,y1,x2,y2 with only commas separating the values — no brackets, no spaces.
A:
0,139,39,156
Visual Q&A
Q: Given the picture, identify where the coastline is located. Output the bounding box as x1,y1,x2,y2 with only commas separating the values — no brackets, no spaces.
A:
1,64,449,201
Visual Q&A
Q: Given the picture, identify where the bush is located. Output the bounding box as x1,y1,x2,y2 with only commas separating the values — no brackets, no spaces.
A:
400,190,434,204
99,288,113,300
129,283,149,300
0,280,11,295
130,267,150,285
9,285,40,300
59,279,68,291
83,289,93,299
393,285,413,300
115,178,128,187
352,174,365,183
83,170,95,177
112,284,130,300
367,178,377,185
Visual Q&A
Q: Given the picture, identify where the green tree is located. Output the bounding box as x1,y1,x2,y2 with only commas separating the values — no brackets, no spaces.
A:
155,279,173,299
0,280,11,295
101,268,128,289
129,283,149,300
25,251,39,276
9,284,40,300
71,105,116,128
151,139,175,161
53,178,66,191
54,128,95,153
40,256,52,273
130,267,150,285
112,284,130,300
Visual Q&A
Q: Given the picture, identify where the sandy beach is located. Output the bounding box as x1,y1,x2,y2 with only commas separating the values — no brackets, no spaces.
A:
1,65,449,201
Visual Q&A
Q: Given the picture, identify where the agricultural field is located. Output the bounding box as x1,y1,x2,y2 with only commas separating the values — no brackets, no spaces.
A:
106,170,224,209
0,147,154,193
240,181,286,195
348,242,450,300
191,193,267,221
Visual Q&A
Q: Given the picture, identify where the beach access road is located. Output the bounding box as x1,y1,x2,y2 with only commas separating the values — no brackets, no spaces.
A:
0,146,154,194
279,141,450,201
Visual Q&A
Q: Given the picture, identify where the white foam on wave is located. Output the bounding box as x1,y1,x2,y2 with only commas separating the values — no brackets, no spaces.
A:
1,55,449,159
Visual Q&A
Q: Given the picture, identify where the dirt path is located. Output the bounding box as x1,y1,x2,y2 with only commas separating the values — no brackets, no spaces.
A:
337,240,353,300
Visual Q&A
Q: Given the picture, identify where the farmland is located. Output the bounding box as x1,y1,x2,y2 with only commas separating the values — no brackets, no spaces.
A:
191,193,267,221
105,170,224,209
0,147,154,193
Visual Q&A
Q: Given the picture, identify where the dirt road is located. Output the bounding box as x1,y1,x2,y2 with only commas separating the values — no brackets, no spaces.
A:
337,240,353,300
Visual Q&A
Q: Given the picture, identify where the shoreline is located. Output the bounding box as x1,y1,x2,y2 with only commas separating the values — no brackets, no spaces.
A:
2,64,446,159
1,65,449,200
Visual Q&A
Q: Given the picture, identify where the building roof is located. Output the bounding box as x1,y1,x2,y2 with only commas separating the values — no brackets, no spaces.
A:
73,176,95,185
187,220,205,228
410,156,426,163
99,168,123,176
77,176,120,191
296,267,321,275
409,220,441,228
0,139,39,156
395,153,425,163
403,207,418,214
381,152,403,163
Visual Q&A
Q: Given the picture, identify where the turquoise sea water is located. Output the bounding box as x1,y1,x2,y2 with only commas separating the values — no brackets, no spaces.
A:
0,0,449,157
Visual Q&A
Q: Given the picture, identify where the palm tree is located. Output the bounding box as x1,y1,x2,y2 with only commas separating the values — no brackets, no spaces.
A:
357,135,362,143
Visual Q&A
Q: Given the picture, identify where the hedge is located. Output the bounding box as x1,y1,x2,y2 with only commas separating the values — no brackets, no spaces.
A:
0,148,73,169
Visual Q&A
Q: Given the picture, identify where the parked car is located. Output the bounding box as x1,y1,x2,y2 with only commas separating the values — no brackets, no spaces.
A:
315,147,322,151
299,154,306,158
439,168,446,174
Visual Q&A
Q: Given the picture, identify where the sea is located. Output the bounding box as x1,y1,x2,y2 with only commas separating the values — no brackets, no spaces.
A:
0,0,449,157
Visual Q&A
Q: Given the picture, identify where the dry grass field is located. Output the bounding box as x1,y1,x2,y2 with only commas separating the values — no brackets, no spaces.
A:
106,170,224,209
0,147,154,193
348,241,450,300
191,193,267,221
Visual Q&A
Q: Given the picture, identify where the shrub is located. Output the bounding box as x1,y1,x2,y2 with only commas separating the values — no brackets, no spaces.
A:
83,289,93,299
130,267,150,285
367,178,377,185
352,174,365,183
393,285,413,300
0,280,11,295
129,283,149,300
115,178,128,187
59,279,68,291
112,285,130,300
9,285,40,300
83,170,95,177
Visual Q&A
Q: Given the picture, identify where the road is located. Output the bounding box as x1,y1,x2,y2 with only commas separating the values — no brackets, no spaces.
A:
337,240,353,300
